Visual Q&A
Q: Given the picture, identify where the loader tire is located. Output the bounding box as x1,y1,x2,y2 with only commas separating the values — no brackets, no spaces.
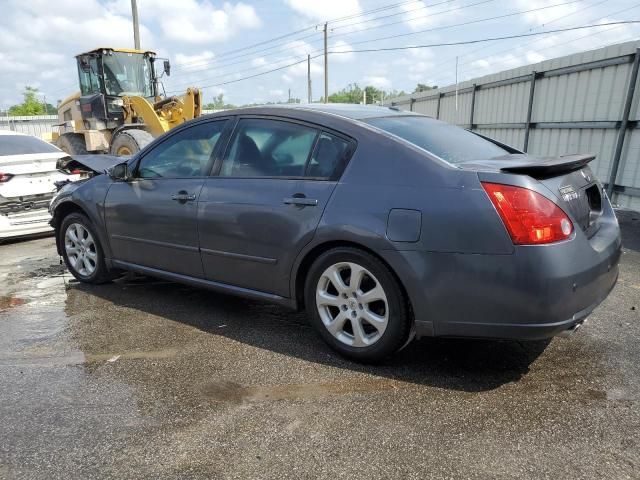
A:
57,133,88,155
110,129,154,156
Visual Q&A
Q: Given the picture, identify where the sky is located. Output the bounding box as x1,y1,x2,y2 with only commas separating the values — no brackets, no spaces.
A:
0,0,639,109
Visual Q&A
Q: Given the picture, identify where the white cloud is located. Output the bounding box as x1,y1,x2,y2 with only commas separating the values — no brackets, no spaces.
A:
330,40,354,62
174,51,215,69
363,75,392,90
269,89,284,96
401,1,432,31
284,0,361,22
251,57,268,67
139,0,261,45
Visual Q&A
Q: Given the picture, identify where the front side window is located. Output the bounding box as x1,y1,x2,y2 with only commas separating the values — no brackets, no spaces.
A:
102,52,153,97
220,119,317,178
137,121,226,179
365,116,509,164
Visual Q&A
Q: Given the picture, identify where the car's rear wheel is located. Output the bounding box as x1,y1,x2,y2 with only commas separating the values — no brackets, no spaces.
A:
60,213,113,284
305,247,411,362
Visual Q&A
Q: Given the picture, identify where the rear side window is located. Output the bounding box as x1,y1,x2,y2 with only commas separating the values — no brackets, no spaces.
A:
221,118,317,178
307,132,350,178
365,116,508,164
0,135,60,155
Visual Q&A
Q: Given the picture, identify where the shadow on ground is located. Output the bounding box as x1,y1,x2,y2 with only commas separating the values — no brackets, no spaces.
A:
68,277,550,394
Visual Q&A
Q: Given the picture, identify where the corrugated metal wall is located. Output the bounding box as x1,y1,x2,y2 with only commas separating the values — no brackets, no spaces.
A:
0,115,58,137
391,40,640,211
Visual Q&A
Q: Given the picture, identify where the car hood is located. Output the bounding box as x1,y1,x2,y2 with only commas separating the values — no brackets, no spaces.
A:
56,154,128,174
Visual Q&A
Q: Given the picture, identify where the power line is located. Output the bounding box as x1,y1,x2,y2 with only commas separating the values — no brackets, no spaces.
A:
326,21,640,54
178,21,639,91
449,1,640,84
172,0,426,70
169,0,578,88
338,0,584,48
426,0,629,85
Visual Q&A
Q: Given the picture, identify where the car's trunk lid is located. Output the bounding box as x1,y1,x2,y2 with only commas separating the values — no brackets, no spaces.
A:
459,153,603,235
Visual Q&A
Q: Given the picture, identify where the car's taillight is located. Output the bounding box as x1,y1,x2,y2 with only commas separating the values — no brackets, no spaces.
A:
481,182,573,245
0,172,13,182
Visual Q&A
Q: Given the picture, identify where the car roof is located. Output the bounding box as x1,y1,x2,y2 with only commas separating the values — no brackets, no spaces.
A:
208,103,422,122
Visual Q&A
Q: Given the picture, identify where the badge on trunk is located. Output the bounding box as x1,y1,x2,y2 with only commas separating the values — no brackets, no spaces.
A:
559,185,578,202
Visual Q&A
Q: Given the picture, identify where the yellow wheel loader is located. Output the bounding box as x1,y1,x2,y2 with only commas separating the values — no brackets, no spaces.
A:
56,48,201,156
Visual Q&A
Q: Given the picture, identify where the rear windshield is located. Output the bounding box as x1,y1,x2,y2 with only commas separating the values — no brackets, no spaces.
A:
0,135,60,156
365,116,509,164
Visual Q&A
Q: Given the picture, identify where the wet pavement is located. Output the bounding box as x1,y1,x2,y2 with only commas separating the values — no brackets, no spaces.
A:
0,211,639,479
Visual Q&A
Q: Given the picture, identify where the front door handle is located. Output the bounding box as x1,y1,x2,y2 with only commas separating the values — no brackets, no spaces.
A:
284,196,318,207
171,191,196,202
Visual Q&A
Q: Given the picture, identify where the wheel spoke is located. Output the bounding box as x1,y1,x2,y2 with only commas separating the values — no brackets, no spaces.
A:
326,312,348,336
349,263,366,291
316,290,342,308
361,308,387,331
85,250,97,260
67,228,78,244
350,317,368,347
326,265,348,293
359,284,386,303
65,245,79,255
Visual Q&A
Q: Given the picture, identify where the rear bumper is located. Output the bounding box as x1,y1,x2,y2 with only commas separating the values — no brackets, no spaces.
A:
0,209,53,239
384,218,622,341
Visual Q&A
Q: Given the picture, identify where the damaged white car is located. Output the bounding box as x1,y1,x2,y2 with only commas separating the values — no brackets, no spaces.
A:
0,130,80,240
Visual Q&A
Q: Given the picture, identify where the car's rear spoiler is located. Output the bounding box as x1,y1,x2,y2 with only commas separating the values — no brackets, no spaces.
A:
499,154,596,177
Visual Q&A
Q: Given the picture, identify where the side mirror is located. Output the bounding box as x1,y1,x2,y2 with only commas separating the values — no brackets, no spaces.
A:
109,162,130,181
163,60,171,77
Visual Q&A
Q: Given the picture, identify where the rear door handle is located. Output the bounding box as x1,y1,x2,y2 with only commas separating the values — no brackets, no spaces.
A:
171,191,196,202
284,197,318,206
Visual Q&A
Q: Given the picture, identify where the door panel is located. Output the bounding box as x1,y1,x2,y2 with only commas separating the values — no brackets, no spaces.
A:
105,179,205,277
198,178,336,296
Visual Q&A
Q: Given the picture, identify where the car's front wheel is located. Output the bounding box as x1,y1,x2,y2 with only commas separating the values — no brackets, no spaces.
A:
305,247,412,362
60,213,113,284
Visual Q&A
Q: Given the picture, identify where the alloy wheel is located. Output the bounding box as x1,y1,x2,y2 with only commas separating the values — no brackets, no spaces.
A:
315,262,389,347
64,223,98,277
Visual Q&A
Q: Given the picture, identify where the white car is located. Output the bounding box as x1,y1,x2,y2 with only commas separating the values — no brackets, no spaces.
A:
0,130,78,240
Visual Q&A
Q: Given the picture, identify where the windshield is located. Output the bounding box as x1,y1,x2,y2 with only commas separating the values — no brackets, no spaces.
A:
365,116,509,164
0,135,60,156
102,52,153,97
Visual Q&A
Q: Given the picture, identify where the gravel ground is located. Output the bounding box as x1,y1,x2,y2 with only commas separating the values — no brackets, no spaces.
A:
0,210,638,480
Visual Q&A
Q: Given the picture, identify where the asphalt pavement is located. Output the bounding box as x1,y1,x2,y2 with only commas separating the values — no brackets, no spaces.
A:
0,210,639,479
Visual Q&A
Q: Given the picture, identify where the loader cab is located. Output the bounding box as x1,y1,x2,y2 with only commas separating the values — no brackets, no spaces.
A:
75,48,166,125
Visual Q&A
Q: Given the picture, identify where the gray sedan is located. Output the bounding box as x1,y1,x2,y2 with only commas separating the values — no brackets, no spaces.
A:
50,104,621,361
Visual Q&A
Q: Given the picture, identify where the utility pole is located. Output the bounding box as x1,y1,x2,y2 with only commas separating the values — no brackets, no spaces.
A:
288,88,291,103
363,89,366,105
323,23,328,103
307,54,312,103
131,0,140,50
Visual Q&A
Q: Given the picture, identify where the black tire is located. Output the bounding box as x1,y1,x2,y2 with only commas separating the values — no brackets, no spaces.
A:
56,133,88,155
304,247,412,362
59,212,113,284
110,129,154,156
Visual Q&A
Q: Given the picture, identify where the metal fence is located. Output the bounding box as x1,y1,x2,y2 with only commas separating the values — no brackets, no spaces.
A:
390,40,640,211
0,114,58,138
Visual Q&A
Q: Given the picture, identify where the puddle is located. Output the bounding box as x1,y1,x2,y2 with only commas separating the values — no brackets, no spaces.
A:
201,378,400,403
0,295,27,311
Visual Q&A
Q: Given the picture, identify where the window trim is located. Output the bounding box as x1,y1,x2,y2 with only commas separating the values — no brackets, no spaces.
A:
211,114,357,181
130,118,232,180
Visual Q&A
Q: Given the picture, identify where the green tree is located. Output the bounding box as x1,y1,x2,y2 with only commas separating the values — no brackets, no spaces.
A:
204,93,236,110
413,83,437,93
8,86,49,116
